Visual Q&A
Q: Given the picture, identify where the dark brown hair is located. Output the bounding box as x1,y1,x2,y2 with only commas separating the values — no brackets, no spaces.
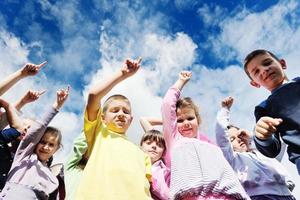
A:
140,129,166,152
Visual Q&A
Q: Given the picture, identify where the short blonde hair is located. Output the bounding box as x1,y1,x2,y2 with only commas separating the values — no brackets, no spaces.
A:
102,94,131,114
176,97,201,125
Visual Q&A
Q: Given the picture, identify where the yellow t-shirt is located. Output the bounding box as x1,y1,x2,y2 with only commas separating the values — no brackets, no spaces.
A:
75,110,152,200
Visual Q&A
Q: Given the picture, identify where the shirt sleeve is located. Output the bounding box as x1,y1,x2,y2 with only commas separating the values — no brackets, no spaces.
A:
215,107,236,164
161,87,180,167
254,105,281,157
65,132,88,171
83,108,102,157
14,106,58,163
145,153,152,182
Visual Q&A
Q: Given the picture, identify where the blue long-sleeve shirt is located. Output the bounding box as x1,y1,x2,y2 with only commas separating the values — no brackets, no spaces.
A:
254,77,300,174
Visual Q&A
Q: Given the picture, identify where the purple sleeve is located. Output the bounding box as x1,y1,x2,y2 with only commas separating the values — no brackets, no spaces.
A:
13,106,58,162
161,86,181,168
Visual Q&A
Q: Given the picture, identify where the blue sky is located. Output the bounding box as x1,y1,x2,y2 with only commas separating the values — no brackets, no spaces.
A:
0,0,299,197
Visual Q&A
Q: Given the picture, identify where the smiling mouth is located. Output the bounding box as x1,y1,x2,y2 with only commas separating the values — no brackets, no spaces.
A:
264,72,275,81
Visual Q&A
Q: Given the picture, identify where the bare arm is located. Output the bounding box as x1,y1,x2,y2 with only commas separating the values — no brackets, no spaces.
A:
0,98,23,133
173,71,192,91
86,58,141,121
139,117,162,132
14,89,46,111
0,61,47,96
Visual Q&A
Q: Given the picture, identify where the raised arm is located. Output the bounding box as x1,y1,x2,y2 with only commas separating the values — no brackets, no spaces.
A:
15,86,69,162
86,58,141,121
14,89,46,111
0,61,47,96
215,96,236,163
161,71,191,167
139,117,162,132
0,97,24,133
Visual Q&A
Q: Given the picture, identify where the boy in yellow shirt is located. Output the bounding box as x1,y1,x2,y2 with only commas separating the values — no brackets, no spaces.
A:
76,58,152,200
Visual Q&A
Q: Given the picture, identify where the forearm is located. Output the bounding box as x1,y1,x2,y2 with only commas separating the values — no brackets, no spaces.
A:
87,70,125,121
140,117,162,132
1,100,23,132
14,98,26,112
173,79,186,91
0,70,24,96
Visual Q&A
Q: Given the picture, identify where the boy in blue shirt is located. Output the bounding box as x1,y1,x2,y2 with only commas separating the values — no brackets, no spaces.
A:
243,49,300,174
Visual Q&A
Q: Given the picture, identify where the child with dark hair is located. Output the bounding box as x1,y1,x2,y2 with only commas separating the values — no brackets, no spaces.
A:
216,96,295,200
140,118,170,200
244,49,300,174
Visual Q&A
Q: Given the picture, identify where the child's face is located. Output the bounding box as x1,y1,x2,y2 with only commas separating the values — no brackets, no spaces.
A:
176,107,199,138
103,100,133,134
18,118,34,140
35,132,59,164
228,127,250,153
141,139,165,164
246,53,286,91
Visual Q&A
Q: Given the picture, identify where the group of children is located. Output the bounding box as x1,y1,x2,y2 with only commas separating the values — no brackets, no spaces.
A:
0,49,298,200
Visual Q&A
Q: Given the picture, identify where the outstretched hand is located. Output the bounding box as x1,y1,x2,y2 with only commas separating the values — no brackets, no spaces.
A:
53,86,70,110
221,96,234,109
21,61,47,77
121,57,142,77
21,89,46,104
255,116,282,140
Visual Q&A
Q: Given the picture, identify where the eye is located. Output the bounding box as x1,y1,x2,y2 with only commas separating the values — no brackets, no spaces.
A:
262,60,272,66
39,140,46,145
111,108,119,113
123,109,130,114
187,117,195,121
177,119,183,123
230,137,235,142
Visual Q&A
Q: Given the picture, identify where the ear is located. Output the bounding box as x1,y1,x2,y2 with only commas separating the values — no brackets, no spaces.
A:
279,59,287,69
250,80,261,88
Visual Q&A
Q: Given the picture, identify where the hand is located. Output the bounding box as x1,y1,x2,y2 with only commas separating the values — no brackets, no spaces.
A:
221,96,234,109
255,116,282,140
20,61,47,77
121,57,142,77
21,89,46,104
53,86,70,110
179,71,192,83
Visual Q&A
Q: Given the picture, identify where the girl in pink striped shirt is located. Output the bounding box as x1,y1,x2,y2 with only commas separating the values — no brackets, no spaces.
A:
161,71,249,200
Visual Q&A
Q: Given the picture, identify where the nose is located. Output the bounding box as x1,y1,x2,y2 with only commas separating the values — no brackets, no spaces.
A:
260,66,270,78
117,111,125,118
151,144,157,150
183,120,190,127
42,144,50,151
